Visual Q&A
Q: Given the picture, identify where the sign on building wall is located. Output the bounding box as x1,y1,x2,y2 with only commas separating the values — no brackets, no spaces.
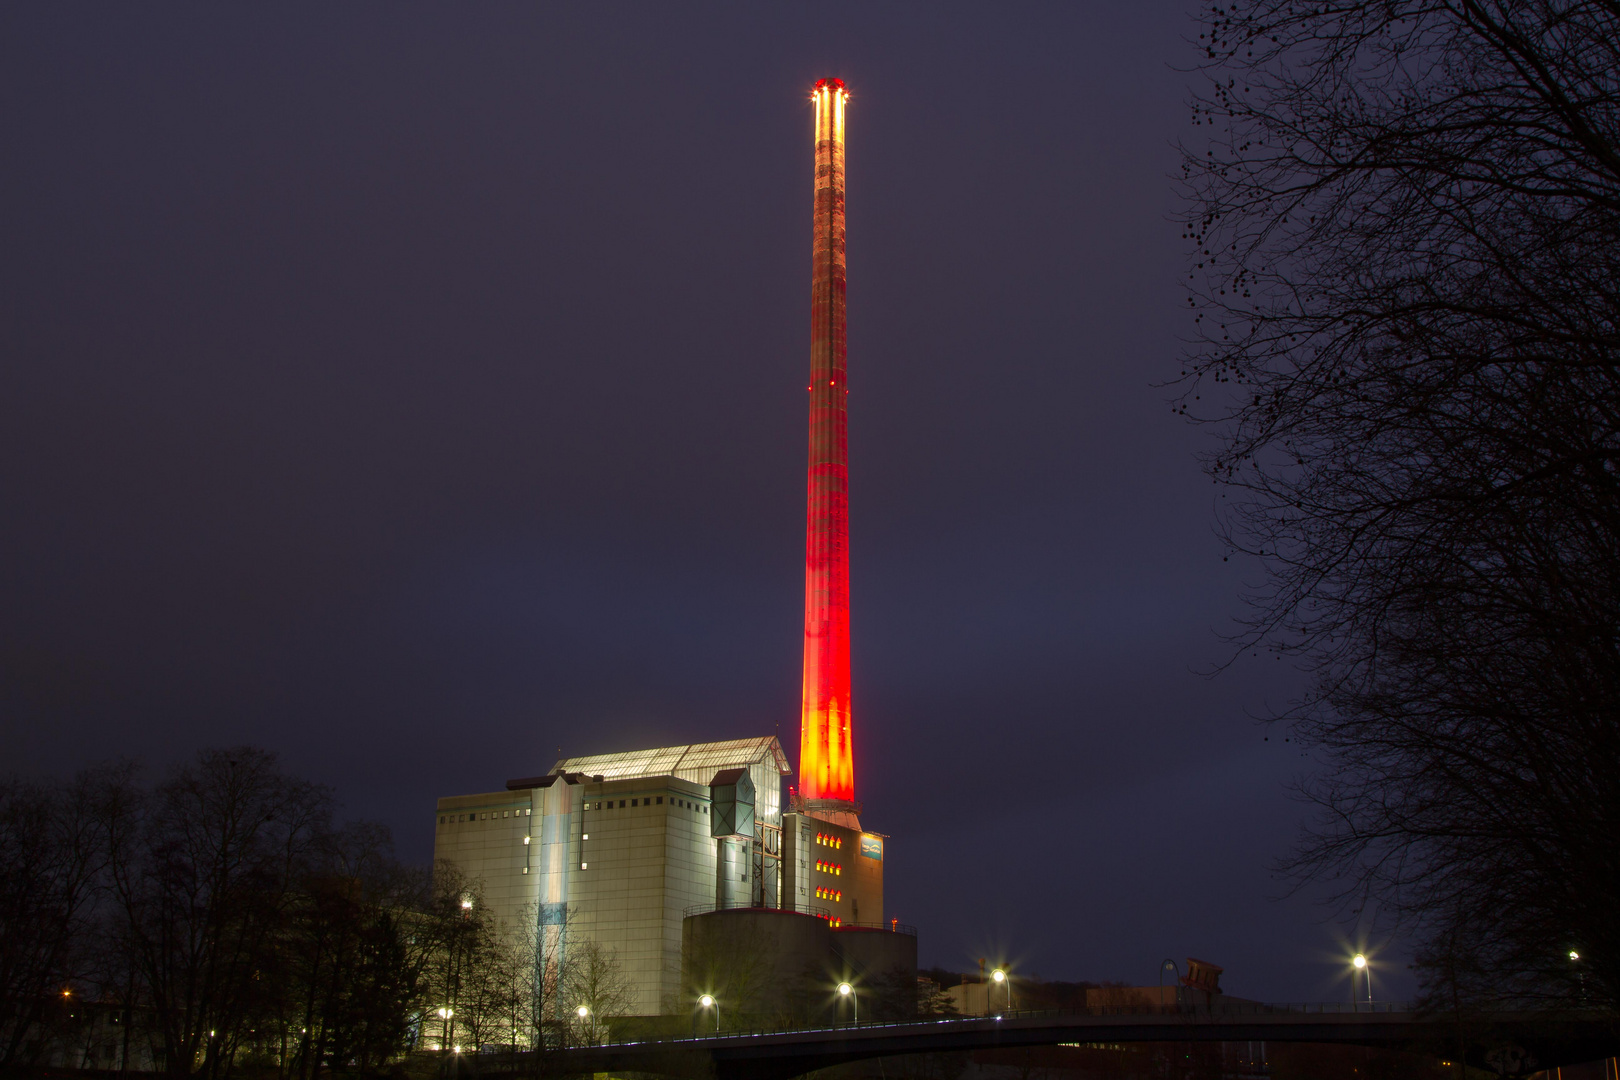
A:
860,834,882,860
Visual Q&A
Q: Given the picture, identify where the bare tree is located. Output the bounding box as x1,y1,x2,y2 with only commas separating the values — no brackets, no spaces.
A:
1179,0,1620,1012
280,822,430,1078
0,767,121,1068
561,941,633,1045
510,901,571,1054
105,747,332,1076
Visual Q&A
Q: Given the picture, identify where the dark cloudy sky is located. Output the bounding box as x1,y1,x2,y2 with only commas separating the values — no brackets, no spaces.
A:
3,3,1407,1001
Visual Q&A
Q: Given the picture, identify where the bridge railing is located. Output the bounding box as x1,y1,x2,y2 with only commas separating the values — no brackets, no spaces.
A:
496,1001,1411,1053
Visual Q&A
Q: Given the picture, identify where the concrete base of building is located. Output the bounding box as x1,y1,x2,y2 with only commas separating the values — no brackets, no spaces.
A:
681,908,917,1027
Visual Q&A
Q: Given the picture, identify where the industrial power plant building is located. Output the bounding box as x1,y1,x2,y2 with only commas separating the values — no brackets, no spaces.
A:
433,79,915,1023
433,736,905,1018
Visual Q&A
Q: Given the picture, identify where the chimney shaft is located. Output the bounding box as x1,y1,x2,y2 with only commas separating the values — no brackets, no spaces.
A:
798,79,855,807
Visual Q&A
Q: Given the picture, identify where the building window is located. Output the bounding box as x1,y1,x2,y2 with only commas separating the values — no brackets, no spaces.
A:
439,816,445,824
581,862,588,870
631,799,638,807
620,800,626,808
656,796,663,804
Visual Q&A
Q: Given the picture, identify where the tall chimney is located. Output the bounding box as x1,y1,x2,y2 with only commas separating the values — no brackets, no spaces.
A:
798,79,855,810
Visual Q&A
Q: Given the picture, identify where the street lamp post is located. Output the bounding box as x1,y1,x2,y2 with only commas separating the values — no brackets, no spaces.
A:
1352,954,1369,1009
838,982,858,1025
698,994,719,1034
992,969,1010,1015
577,1004,596,1045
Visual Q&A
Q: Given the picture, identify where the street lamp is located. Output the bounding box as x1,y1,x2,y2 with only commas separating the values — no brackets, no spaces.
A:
1352,954,1369,1008
576,1004,596,1044
698,994,719,1034
838,982,858,1025
992,968,1010,1014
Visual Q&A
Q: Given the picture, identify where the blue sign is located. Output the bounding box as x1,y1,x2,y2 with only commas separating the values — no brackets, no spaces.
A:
860,834,882,860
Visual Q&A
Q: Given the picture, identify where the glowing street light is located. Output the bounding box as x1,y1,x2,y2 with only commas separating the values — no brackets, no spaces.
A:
838,982,858,1025
1351,954,1370,1008
698,994,719,1034
576,1004,597,1043
992,968,1011,1014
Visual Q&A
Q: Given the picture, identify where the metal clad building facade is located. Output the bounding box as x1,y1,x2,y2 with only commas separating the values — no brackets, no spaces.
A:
432,737,792,1017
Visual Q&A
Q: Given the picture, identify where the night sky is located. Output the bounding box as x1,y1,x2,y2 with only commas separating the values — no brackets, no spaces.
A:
3,4,1407,1002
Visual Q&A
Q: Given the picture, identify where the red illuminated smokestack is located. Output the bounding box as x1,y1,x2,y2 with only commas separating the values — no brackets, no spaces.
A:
799,78,855,809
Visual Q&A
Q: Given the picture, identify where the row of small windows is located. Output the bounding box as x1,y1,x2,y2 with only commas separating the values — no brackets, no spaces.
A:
590,797,708,815
815,860,842,876
815,832,843,850
440,808,532,824
814,886,843,902
441,795,721,825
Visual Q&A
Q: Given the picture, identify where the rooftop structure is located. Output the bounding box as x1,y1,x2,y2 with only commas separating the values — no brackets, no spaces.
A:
552,736,790,788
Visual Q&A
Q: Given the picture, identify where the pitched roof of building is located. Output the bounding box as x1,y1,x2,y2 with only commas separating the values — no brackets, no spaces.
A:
551,736,791,785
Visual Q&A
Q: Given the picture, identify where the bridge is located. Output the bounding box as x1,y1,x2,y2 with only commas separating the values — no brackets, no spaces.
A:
470,1004,1619,1080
